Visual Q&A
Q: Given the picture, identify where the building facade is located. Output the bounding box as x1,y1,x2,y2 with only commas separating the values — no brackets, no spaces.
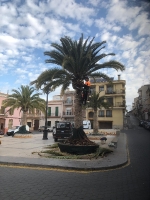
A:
132,84,150,120
61,89,75,123
0,92,21,133
39,89,86,128
39,95,63,128
87,75,126,129
26,108,43,131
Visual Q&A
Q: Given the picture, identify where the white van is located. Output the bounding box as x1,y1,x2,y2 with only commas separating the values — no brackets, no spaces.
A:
83,120,91,129
7,125,29,136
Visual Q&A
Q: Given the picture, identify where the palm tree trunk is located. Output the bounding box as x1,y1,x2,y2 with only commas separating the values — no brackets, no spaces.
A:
22,111,27,125
74,91,83,128
93,109,99,134
66,91,95,145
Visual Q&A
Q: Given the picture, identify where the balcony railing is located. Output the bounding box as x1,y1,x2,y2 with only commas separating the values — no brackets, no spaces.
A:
113,102,125,107
47,113,61,117
62,112,74,117
64,100,73,105
27,113,41,118
63,112,74,115
105,90,125,94
98,115,105,117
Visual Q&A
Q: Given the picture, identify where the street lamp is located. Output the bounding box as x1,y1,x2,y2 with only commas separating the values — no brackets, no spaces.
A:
42,83,50,140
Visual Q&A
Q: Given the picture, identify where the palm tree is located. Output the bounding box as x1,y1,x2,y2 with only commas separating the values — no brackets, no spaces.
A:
31,34,125,145
2,85,46,125
86,91,109,134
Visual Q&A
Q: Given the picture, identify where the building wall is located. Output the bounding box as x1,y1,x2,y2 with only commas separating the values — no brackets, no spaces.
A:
112,109,124,129
88,76,126,129
39,95,63,128
134,84,150,120
62,90,75,123
0,92,21,133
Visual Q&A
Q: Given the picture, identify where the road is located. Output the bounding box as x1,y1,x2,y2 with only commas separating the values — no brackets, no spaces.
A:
0,115,150,200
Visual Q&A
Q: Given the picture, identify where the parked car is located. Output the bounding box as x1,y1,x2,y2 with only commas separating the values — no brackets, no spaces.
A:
53,122,73,142
83,120,91,129
144,121,150,131
38,126,53,132
139,120,144,127
143,121,149,129
7,125,29,136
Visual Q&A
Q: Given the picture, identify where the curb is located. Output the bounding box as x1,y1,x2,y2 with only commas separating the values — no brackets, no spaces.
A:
0,133,129,172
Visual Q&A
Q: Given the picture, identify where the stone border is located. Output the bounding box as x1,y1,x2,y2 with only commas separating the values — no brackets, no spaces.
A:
13,134,32,138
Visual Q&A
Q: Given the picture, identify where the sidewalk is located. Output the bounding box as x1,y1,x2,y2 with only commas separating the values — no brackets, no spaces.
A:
0,132,128,171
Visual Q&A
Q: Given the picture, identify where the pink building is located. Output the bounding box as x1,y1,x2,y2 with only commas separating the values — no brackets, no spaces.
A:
0,92,21,134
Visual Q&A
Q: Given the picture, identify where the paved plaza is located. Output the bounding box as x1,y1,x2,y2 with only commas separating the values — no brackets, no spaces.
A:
0,131,127,170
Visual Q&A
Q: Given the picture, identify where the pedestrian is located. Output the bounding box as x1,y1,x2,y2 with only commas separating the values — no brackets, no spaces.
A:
82,77,91,105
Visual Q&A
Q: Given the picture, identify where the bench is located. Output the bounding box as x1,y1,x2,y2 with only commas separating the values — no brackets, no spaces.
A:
108,137,119,148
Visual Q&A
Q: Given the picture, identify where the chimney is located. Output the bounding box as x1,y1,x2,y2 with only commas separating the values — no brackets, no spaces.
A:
118,74,120,80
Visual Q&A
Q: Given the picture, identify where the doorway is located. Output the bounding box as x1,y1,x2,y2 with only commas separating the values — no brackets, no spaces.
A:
34,120,39,130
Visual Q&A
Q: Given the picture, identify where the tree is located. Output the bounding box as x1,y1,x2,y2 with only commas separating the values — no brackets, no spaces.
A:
86,91,109,134
2,85,46,125
31,34,125,145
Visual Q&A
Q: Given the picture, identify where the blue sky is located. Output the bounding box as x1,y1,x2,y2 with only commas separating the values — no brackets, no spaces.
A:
0,0,150,111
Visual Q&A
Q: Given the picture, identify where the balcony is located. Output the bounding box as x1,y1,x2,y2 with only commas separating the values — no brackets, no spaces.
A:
47,113,61,117
64,100,73,105
98,115,105,117
27,113,41,119
113,102,125,107
105,90,125,95
62,112,74,118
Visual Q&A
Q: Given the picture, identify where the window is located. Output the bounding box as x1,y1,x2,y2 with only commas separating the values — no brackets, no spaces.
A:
66,108,71,115
48,121,51,126
48,107,51,116
55,107,58,116
66,97,72,103
107,85,113,93
106,98,113,106
89,112,94,118
27,122,31,127
0,106,5,114
99,85,104,92
106,110,112,117
9,108,13,115
99,110,104,117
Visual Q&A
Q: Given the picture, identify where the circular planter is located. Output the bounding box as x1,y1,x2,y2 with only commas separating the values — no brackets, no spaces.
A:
58,143,99,155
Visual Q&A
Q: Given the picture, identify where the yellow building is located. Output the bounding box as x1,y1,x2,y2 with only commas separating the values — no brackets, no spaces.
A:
87,75,126,129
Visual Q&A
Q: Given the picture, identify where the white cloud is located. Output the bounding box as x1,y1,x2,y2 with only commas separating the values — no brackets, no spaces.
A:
117,35,144,51
112,26,121,32
26,13,45,33
88,0,101,7
107,0,141,25
100,31,112,41
129,12,150,36
0,34,20,48
122,51,130,59
16,68,28,74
